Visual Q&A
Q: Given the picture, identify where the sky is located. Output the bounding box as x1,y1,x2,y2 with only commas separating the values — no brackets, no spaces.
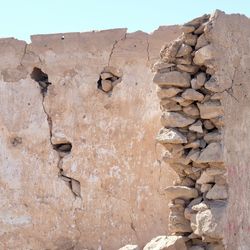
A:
1,0,250,42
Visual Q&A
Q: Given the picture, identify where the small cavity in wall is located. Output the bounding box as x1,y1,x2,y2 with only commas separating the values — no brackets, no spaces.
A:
97,66,123,94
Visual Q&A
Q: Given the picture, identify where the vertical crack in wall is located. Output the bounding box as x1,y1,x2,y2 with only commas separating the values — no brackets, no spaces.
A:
31,67,81,198
108,31,127,66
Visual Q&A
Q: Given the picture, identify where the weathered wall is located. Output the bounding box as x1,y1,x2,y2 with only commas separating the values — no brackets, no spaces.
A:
210,12,250,250
0,27,181,249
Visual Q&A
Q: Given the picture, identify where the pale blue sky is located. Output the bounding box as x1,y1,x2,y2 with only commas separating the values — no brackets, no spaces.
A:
1,0,250,42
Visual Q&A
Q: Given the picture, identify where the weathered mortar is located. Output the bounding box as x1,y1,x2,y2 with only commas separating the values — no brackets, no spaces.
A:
0,27,181,249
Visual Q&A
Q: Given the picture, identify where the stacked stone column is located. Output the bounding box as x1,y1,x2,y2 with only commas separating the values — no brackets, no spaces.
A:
153,14,227,250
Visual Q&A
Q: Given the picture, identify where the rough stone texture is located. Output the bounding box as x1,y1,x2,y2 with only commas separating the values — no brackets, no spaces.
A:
143,235,187,250
0,27,181,250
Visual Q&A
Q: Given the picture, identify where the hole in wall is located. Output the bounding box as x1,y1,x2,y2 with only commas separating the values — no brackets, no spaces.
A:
53,142,72,153
97,66,123,94
30,67,51,95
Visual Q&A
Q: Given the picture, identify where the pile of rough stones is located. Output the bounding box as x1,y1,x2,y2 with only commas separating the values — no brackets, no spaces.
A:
119,13,227,250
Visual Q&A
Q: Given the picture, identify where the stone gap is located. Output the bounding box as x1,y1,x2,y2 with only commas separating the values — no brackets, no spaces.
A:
30,67,51,95
97,66,123,94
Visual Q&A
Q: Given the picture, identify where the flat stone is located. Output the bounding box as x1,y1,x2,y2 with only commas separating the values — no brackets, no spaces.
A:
189,120,203,133
183,104,200,117
152,61,175,72
156,128,187,144
164,186,198,200
206,168,226,176
176,44,193,57
176,56,192,65
157,86,182,99
153,71,191,88
100,72,113,80
206,184,228,200
195,33,209,50
119,245,139,250
182,89,204,101
193,45,214,66
197,101,223,119
161,111,195,128
196,143,223,163
204,131,221,143
177,64,199,74
143,235,187,250
171,96,194,107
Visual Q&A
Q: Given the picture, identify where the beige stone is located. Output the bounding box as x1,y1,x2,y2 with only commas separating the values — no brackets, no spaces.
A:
195,34,209,50
164,186,198,200
197,171,215,184
153,71,191,88
183,33,197,46
156,128,187,144
160,38,183,63
182,25,196,34
184,14,210,28
201,183,213,193
197,101,223,119
193,45,215,66
160,99,182,111
103,65,123,78
182,89,204,102
101,79,113,92
176,44,193,57
177,64,199,74
189,120,203,133
183,104,200,117
161,111,195,128
143,235,187,250
157,86,182,99
203,120,215,130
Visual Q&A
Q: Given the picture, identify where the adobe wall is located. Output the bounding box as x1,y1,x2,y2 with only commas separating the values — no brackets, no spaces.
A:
0,27,181,249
